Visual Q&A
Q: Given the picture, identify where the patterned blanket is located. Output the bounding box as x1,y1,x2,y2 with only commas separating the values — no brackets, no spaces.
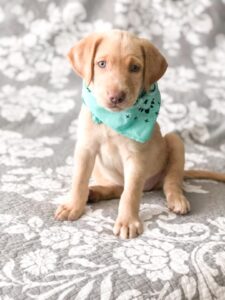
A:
0,0,225,299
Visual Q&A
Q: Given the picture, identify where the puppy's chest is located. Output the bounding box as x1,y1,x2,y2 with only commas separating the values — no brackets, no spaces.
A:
97,125,132,169
98,142,122,171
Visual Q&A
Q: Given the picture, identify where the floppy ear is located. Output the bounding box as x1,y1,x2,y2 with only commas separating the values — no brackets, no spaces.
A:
67,33,102,85
140,38,168,91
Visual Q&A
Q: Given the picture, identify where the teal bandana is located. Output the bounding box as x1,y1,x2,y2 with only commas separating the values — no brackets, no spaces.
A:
82,82,161,143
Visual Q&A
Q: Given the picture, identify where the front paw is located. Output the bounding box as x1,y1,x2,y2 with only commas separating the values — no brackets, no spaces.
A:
54,203,85,221
113,215,143,239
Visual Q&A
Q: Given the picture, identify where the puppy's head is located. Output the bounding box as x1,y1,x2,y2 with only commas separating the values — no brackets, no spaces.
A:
68,30,167,111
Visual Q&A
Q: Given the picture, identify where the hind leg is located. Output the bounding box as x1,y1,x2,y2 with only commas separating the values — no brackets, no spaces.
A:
88,163,123,202
88,185,123,202
163,133,190,214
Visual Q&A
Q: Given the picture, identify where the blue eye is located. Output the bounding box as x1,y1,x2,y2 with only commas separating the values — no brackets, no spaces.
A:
97,61,106,68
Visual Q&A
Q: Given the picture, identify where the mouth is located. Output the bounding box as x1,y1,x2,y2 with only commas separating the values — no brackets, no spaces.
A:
106,103,124,112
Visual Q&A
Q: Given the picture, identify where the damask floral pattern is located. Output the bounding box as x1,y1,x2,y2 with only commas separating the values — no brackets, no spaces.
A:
1,0,225,299
1,203,225,299
20,249,58,276
114,239,189,281
0,85,76,123
115,0,213,55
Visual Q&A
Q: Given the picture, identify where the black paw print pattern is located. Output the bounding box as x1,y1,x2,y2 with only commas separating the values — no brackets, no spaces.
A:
126,84,160,123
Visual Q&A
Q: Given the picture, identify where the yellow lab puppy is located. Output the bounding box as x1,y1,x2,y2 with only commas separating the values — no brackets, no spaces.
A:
55,30,225,239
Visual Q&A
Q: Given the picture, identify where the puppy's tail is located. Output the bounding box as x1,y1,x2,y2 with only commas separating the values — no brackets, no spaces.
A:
184,170,225,183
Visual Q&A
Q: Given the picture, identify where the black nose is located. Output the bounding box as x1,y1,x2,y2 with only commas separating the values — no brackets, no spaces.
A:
109,91,126,104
